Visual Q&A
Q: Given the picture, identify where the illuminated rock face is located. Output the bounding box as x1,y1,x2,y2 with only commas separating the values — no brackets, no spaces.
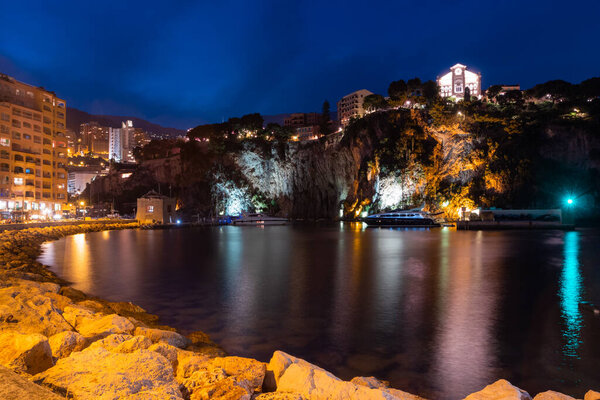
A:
532,391,576,400
266,351,425,400
48,331,87,359
463,379,531,400
34,345,183,400
134,327,191,349
0,332,54,375
0,365,63,400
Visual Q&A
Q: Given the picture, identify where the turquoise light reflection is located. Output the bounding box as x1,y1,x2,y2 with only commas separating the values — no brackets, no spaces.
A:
559,231,583,359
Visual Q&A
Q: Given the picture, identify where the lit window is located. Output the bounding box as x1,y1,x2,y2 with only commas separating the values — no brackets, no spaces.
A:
0,138,9,146
14,177,23,185
147,205,154,213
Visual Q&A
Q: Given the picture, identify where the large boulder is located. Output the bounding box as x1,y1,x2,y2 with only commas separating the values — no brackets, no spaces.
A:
135,326,191,348
464,379,531,400
266,351,423,400
34,346,183,399
48,331,87,359
585,390,600,400
533,391,575,400
0,332,54,375
76,314,135,338
0,284,74,336
177,356,266,399
0,365,63,400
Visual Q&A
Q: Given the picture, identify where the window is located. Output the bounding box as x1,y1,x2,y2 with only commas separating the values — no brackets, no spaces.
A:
14,177,23,185
23,134,31,140
1,113,9,122
0,138,9,147
146,205,154,213
33,136,41,143
12,132,20,139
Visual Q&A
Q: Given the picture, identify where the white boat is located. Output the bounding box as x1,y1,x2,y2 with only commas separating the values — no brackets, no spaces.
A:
364,209,440,227
232,213,289,226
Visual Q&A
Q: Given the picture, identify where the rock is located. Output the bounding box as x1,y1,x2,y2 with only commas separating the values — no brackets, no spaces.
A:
87,333,133,351
533,391,576,400
34,346,183,399
0,332,54,375
268,351,423,400
176,351,212,379
0,365,63,400
108,300,147,314
464,379,531,400
135,326,191,348
48,331,87,359
585,391,600,400
188,375,250,400
254,393,307,400
61,304,96,328
0,286,74,336
77,313,135,338
352,376,390,389
209,356,266,393
114,335,154,353
176,356,265,399
59,286,88,301
148,342,180,369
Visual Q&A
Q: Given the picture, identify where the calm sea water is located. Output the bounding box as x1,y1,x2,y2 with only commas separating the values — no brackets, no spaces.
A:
39,225,600,399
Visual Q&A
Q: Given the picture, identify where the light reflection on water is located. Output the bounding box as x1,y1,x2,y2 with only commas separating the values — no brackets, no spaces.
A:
38,226,600,399
559,231,583,359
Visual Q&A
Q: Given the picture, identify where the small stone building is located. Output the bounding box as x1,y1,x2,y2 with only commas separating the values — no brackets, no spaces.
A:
136,190,177,224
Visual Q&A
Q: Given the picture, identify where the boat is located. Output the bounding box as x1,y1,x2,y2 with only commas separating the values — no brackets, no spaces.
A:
232,213,289,226
363,209,440,227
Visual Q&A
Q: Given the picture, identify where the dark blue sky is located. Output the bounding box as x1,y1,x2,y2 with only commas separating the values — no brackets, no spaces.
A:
1,0,598,129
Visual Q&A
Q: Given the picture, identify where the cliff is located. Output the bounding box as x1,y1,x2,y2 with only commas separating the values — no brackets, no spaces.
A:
85,106,600,220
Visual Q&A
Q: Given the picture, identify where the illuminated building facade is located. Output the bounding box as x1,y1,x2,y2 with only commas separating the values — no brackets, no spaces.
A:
337,89,373,127
108,120,136,163
437,63,482,99
284,113,323,141
80,122,110,156
136,190,176,223
0,73,67,216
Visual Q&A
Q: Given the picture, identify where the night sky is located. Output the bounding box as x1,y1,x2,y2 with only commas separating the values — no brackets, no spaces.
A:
1,0,598,129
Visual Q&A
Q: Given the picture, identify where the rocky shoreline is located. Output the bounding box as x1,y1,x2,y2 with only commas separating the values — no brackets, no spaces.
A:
0,222,598,399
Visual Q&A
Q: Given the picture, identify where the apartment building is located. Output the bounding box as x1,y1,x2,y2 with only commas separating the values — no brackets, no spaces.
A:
80,121,110,156
109,120,137,163
0,74,68,216
337,89,373,127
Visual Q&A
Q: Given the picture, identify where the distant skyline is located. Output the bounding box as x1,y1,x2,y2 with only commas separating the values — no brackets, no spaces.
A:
1,0,599,129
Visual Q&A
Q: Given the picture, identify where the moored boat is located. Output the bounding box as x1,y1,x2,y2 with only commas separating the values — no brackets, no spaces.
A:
232,213,289,226
363,209,440,227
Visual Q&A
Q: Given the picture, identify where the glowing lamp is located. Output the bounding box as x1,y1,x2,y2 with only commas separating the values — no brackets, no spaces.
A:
567,198,573,205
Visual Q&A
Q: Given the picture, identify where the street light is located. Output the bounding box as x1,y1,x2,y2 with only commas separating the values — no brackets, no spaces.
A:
567,198,573,205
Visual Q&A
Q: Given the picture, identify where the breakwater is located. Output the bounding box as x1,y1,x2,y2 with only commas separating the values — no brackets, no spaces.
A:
0,223,598,399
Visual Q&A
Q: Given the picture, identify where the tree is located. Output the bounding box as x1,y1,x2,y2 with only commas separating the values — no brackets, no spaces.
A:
463,87,471,102
407,78,422,96
240,113,264,132
486,85,503,101
363,94,388,112
422,80,439,102
388,80,407,100
320,100,333,135
497,89,524,108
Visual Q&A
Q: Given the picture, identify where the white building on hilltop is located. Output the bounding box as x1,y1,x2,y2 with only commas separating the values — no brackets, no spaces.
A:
437,63,482,100
337,89,373,127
